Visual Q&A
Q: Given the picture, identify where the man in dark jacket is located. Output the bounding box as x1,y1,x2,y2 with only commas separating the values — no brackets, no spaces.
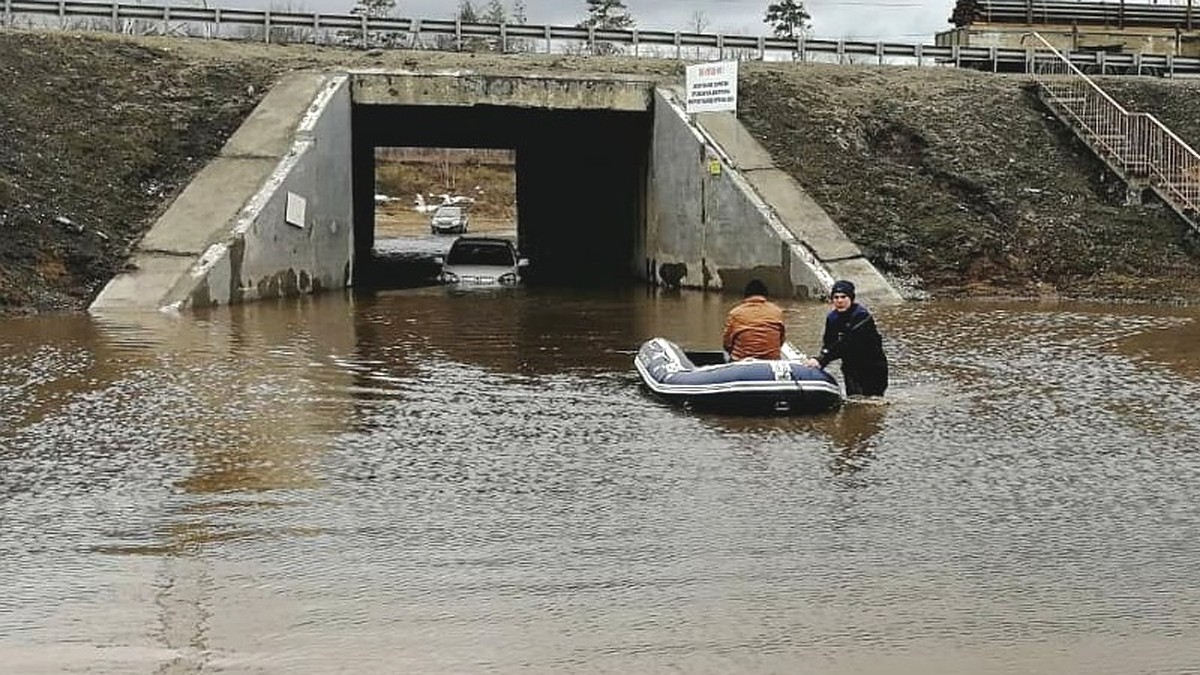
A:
805,279,889,396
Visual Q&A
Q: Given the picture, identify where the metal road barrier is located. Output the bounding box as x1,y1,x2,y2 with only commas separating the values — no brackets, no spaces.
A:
4,0,1200,75
951,0,1198,30
1027,31,1200,229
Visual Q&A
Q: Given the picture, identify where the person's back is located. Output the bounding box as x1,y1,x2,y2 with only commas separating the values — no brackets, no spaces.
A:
723,279,785,360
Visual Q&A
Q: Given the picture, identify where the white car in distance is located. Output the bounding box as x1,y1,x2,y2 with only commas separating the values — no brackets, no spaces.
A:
429,205,469,234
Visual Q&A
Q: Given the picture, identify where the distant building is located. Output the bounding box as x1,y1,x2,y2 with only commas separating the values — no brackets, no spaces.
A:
937,0,1200,59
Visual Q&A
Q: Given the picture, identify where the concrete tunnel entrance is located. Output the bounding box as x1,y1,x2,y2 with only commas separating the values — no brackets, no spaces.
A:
352,103,651,288
90,72,900,313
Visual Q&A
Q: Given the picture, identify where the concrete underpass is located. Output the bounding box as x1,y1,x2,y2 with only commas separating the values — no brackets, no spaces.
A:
353,104,651,288
90,69,900,314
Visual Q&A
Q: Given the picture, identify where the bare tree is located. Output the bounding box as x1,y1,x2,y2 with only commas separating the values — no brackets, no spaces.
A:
508,0,531,52
688,10,709,59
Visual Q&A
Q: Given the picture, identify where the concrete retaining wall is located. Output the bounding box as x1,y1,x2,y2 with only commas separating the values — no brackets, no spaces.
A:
352,70,654,110
644,88,807,296
644,88,902,304
90,71,354,313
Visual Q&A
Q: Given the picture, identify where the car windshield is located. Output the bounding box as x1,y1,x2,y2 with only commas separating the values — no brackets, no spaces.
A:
446,241,515,266
434,206,462,217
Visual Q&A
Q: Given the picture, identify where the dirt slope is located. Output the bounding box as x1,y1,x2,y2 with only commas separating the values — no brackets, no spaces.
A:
0,31,285,312
739,64,1200,301
3,28,1200,314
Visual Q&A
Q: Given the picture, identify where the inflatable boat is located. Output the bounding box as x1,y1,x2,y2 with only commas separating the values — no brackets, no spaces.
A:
634,337,843,415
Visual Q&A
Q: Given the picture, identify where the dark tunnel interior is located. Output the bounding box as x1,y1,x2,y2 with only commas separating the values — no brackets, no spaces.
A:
352,104,652,289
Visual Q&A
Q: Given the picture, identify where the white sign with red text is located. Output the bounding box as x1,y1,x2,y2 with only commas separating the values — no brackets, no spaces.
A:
685,60,738,114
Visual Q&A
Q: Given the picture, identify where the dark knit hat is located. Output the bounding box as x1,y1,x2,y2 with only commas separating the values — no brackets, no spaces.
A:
743,279,769,297
830,279,856,299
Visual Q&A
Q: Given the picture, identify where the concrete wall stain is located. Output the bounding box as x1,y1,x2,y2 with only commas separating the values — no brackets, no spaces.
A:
658,262,687,288
190,281,213,308
257,274,279,298
283,268,300,295
720,267,791,299
229,238,246,305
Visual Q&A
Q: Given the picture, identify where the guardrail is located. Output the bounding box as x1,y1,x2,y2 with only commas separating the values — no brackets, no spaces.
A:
1027,31,1200,228
952,0,1197,30
4,0,1200,74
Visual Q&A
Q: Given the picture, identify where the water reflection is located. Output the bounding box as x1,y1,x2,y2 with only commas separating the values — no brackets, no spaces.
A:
1113,308,1200,380
351,285,736,377
825,401,888,475
688,397,889,477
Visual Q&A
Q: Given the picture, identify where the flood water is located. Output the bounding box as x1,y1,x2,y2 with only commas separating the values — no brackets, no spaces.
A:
2,286,1200,674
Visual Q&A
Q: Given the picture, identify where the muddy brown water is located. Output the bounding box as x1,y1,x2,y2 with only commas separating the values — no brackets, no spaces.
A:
2,287,1199,674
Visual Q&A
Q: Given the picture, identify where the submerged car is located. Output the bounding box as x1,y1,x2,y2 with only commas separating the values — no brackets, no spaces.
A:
436,236,528,286
429,205,469,234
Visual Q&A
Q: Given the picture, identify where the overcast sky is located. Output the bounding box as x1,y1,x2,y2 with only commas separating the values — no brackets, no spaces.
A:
248,0,955,43
407,0,954,41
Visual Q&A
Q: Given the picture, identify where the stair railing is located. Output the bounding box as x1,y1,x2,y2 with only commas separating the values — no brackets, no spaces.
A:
1024,32,1200,220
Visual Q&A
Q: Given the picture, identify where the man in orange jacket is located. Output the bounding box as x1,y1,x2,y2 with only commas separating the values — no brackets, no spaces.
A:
723,279,785,360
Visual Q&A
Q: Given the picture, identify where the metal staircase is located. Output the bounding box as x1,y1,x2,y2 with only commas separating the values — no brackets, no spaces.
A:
1025,32,1200,232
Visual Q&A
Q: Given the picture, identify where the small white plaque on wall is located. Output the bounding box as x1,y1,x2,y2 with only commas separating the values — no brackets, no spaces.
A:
285,192,307,229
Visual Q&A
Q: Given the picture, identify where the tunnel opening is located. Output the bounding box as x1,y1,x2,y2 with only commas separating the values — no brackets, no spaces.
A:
368,145,519,289
353,103,651,291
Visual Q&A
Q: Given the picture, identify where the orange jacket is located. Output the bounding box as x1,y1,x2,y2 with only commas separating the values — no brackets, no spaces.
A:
723,295,785,360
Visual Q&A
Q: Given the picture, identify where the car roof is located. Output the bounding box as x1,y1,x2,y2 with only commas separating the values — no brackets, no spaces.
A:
450,236,513,247
444,237,519,268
